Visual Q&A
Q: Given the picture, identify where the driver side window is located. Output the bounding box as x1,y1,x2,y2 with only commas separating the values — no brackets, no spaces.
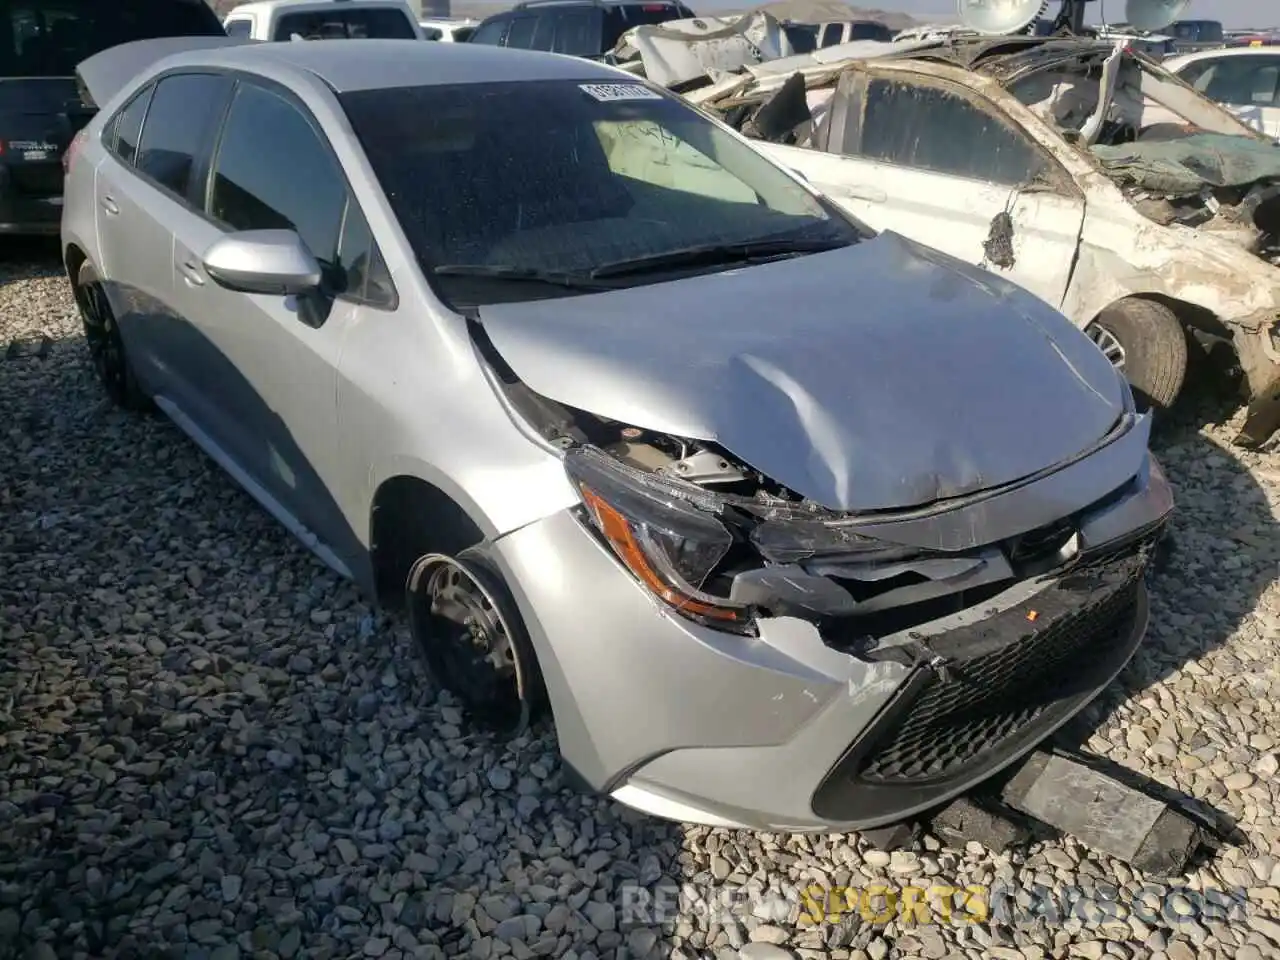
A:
846,77,1051,187
207,81,394,308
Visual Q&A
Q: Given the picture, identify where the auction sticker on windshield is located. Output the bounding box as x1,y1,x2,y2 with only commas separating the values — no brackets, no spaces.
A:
579,83,663,102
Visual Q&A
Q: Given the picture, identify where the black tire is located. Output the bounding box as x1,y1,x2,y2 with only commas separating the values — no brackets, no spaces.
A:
74,260,151,411
1087,298,1188,412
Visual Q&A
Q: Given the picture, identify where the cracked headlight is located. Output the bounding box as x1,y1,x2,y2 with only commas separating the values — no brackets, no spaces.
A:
564,446,751,632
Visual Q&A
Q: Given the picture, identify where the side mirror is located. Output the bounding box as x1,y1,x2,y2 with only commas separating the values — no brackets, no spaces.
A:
202,230,322,296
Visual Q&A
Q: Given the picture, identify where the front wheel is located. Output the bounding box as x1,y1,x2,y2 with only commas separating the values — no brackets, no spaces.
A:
1086,298,1188,412
406,549,543,737
74,261,150,411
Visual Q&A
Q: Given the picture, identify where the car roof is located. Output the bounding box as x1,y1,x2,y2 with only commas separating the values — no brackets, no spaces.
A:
168,38,629,91
226,0,411,16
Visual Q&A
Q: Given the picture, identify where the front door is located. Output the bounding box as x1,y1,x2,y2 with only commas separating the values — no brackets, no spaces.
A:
168,78,363,569
767,69,1087,311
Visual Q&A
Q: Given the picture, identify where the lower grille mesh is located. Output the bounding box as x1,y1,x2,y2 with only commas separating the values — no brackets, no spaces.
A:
858,580,1139,784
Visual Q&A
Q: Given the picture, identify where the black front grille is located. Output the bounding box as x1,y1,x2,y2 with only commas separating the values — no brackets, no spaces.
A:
859,580,1138,783
810,539,1154,824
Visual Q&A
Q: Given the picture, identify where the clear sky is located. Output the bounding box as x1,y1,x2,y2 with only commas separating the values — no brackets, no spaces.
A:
834,0,1272,29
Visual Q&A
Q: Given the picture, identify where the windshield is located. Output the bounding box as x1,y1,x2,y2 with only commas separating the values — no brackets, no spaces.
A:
1,0,223,77
340,79,863,305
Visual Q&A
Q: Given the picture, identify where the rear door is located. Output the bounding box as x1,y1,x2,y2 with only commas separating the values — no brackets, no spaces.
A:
97,71,234,419
0,0,224,226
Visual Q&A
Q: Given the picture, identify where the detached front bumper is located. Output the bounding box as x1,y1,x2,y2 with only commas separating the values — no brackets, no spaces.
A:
488,448,1172,833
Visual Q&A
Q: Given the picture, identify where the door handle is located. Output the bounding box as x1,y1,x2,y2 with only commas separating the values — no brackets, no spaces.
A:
179,259,205,287
100,195,119,216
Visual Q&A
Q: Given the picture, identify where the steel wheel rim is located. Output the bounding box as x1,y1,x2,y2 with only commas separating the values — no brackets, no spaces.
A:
414,556,523,729
1088,323,1126,371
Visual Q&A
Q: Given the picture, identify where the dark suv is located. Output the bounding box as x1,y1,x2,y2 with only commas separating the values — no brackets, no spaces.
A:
1,0,226,236
467,0,693,59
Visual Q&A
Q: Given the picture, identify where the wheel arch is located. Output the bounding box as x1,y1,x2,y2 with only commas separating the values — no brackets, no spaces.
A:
367,471,492,611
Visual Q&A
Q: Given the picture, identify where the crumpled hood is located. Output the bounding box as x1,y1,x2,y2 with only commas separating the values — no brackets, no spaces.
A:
477,231,1126,512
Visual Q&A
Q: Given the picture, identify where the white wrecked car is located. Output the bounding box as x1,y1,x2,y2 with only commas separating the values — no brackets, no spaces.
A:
688,35,1280,446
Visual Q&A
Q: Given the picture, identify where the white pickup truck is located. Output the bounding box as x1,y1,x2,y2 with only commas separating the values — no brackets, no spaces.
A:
222,0,423,41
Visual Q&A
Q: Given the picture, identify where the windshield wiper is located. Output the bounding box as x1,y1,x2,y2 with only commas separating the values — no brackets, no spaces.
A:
588,236,849,280
432,263,614,291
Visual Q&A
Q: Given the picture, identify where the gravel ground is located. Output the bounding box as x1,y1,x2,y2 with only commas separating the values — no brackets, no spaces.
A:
2,242,1280,960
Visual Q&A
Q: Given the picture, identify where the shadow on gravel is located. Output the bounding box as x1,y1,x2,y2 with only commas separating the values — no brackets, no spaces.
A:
1054,377,1279,860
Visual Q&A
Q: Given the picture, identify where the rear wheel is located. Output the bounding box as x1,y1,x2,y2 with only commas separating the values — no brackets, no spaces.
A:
1086,298,1188,412
74,261,150,411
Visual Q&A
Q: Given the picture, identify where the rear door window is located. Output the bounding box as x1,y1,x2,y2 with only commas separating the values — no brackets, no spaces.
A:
135,72,233,201
273,6,417,40
1,0,224,77
224,17,252,38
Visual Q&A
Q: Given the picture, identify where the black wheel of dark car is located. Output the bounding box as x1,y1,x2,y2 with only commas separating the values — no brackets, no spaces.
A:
1087,298,1188,412
74,261,150,411
406,550,540,736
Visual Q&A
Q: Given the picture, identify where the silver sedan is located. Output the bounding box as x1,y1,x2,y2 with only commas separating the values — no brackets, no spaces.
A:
61,37,1173,831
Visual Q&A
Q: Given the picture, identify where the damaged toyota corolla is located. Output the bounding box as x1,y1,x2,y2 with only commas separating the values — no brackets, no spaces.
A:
64,39,1173,831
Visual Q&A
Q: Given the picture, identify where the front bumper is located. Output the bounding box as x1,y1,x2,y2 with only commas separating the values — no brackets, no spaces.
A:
488,444,1172,833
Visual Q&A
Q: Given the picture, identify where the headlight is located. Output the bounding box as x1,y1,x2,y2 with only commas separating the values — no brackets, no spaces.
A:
563,446,751,631
750,516,923,565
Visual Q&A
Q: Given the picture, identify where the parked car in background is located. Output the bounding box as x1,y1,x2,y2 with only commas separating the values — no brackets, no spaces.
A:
688,35,1280,446
781,19,892,54
0,0,225,236
467,0,692,59
1165,47,1280,138
222,0,421,41
419,16,477,41
63,37,1173,833
1092,26,1177,60
1167,18,1225,53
